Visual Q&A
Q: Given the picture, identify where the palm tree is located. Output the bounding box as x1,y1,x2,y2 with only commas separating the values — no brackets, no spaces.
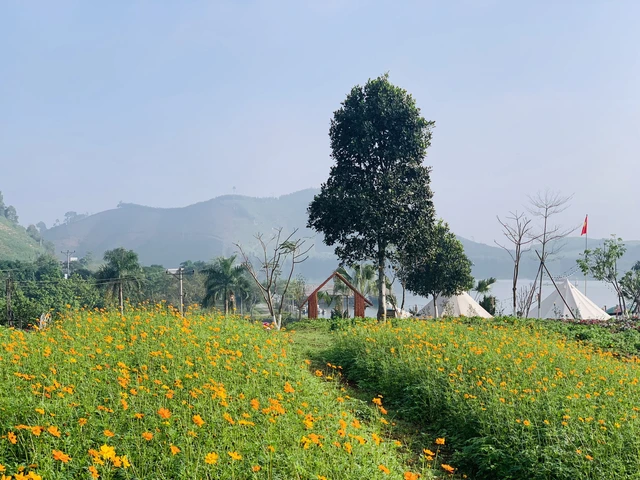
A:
473,277,497,301
203,256,251,315
97,248,143,315
335,264,379,316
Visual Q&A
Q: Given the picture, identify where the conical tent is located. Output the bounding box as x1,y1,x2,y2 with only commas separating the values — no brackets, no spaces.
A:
529,278,610,320
417,292,493,318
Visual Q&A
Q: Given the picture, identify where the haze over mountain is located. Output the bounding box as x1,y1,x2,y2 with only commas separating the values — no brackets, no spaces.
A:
42,189,640,281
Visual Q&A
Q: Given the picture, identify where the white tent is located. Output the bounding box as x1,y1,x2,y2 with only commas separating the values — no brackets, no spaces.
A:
529,278,610,320
417,292,493,318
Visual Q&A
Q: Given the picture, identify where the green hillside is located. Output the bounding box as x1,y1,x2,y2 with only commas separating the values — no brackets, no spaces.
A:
0,217,46,262
42,189,640,280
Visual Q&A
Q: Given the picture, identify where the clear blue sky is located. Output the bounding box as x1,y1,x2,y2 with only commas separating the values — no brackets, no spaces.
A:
1,0,638,243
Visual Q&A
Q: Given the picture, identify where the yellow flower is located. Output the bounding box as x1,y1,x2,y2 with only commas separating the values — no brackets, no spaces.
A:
378,464,390,474
52,449,72,463
252,465,261,472
423,449,435,456
78,418,88,426
103,429,115,437
284,382,295,393
205,452,219,465
7,432,17,444
47,426,61,438
170,445,181,455
99,444,116,460
88,465,99,479
228,451,242,461
523,420,531,427
404,473,420,480
435,438,445,445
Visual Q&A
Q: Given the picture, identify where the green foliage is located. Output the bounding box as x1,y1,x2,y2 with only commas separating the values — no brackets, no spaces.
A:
325,318,640,479
0,216,46,261
473,277,496,298
97,248,143,314
0,309,417,479
402,220,474,309
479,295,496,315
202,255,252,315
578,236,629,312
308,74,437,319
620,263,640,314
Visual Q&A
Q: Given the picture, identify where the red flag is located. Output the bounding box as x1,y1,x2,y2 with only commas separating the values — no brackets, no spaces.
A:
581,215,588,236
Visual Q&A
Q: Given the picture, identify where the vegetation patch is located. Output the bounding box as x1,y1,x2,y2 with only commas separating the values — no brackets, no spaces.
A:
324,318,640,479
0,308,438,479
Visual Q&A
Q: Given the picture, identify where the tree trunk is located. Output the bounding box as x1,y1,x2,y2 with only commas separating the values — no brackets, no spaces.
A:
401,281,406,311
224,288,228,316
377,248,386,322
433,294,439,318
119,282,124,316
512,260,518,316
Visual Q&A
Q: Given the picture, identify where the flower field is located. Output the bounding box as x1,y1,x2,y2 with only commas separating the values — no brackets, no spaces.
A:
0,309,423,479
324,318,640,480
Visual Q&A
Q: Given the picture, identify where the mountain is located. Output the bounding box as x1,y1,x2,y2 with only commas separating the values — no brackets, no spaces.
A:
0,217,46,262
42,189,640,281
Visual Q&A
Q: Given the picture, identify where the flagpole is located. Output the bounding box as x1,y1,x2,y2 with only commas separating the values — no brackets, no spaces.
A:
584,214,588,296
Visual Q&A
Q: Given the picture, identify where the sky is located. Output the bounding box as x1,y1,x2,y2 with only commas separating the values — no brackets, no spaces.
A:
1,0,639,245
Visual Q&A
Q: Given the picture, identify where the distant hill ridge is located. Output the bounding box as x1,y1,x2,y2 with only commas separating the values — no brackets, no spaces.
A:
43,189,640,280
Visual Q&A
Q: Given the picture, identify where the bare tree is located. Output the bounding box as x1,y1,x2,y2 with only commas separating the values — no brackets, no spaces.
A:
527,190,577,317
495,211,535,315
516,282,536,318
235,228,312,330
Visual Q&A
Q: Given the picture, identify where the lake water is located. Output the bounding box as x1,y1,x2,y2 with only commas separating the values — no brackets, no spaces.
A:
400,278,619,315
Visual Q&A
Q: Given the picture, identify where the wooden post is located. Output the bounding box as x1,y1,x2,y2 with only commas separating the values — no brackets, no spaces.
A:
354,294,365,318
308,292,318,319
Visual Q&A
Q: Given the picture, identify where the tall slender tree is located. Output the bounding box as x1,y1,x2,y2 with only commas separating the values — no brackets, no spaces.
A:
202,255,251,315
97,248,142,315
308,74,436,321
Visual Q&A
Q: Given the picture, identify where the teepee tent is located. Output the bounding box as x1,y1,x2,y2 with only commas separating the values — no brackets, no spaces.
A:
417,292,493,318
529,278,610,320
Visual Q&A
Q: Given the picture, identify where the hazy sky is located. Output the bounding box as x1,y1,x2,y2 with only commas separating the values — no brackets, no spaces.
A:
2,1,638,244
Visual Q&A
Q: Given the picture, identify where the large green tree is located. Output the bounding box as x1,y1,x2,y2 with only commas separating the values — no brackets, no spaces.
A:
97,248,143,315
308,74,436,320
401,220,474,317
202,255,251,315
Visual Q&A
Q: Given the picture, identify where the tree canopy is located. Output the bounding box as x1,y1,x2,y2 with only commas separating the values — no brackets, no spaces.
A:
401,220,474,316
308,74,436,320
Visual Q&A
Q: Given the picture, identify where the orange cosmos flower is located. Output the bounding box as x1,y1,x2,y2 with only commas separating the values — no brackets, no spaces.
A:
404,473,420,480
252,465,261,472
157,408,171,419
78,418,88,426
133,413,144,419
6,432,16,444
52,449,71,463
142,432,153,441
441,464,455,474
88,465,99,479
378,464,390,474
170,445,180,455
435,438,445,445
47,426,61,438
192,415,205,427
284,382,295,393
103,430,115,437
30,426,42,436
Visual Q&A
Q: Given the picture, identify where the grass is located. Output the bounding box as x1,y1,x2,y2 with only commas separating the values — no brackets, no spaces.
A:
323,317,640,480
0,308,441,479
